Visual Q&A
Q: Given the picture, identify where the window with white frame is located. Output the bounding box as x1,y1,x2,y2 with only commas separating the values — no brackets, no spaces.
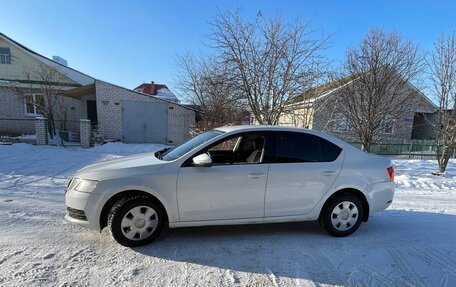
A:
0,47,11,64
333,113,350,131
24,94,44,115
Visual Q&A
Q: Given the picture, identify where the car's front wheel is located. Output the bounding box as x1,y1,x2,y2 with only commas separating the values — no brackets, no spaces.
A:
107,196,165,247
321,194,364,237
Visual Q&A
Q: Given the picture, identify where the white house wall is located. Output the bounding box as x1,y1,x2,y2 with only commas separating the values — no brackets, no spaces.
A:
0,86,85,135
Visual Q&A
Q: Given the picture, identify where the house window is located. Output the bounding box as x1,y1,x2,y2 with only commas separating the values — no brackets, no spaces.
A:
333,113,350,131
24,94,44,115
382,117,395,134
0,47,11,64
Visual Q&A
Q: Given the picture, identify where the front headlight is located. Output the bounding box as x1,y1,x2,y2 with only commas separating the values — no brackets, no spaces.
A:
74,179,98,193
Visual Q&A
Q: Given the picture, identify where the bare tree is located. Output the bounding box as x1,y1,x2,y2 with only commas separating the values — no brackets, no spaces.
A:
429,32,456,175
281,68,339,129
336,28,425,151
10,63,69,138
208,10,329,125
177,54,246,129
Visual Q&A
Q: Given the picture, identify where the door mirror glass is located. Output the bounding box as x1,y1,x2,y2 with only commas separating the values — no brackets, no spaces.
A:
192,153,212,167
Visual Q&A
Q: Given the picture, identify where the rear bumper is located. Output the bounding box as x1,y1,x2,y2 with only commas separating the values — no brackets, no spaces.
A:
369,181,395,214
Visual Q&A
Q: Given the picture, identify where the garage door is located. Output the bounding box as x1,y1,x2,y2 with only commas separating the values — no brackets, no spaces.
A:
122,100,168,144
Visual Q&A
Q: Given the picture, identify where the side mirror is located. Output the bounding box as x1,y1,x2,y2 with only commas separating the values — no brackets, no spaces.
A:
192,153,212,167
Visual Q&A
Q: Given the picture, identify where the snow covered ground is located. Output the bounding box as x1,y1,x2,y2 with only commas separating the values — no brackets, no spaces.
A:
0,143,455,287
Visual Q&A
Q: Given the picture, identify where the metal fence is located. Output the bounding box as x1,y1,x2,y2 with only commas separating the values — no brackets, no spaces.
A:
53,120,98,146
51,119,81,145
0,118,84,145
53,119,80,133
0,118,36,137
349,140,443,158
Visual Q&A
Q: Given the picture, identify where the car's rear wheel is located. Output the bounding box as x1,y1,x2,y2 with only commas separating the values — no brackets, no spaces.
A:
321,194,363,237
107,196,165,247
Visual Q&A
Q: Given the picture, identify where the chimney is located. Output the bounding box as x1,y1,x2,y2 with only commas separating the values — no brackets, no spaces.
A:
151,81,155,95
52,56,68,66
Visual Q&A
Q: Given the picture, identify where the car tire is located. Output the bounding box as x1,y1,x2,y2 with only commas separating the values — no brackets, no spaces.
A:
107,196,165,247
321,194,364,237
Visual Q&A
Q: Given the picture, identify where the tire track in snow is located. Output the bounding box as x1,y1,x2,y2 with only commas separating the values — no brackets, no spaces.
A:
427,246,456,266
298,246,346,287
245,273,276,287
354,264,397,287
0,149,35,161
2,159,86,190
0,250,24,265
180,261,191,287
0,157,64,187
408,246,456,275
225,269,241,286
266,269,279,287
439,273,449,287
386,246,426,287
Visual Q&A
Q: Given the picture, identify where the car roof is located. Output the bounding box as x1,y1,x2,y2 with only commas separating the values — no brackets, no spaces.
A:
215,125,310,133
214,125,365,155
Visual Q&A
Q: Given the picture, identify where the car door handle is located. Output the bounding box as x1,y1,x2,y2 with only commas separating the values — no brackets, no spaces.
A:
321,170,337,176
248,173,266,178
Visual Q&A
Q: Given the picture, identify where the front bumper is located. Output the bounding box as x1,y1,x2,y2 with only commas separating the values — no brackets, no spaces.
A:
65,188,102,231
65,213,90,227
67,206,87,221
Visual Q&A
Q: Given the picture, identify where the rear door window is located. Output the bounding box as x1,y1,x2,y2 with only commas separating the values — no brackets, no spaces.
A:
275,132,341,163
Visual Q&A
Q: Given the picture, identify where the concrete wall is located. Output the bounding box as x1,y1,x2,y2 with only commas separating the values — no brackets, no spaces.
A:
95,81,195,144
167,105,196,144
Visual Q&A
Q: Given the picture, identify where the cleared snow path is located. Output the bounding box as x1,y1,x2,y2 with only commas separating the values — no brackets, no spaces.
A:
0,143,455,286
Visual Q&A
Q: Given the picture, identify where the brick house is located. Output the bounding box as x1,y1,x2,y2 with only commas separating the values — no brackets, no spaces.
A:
0,33,195,144
278,76,437,142
133,82,180,103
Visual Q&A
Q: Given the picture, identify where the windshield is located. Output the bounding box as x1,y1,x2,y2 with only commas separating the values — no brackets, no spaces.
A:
161,130,224,161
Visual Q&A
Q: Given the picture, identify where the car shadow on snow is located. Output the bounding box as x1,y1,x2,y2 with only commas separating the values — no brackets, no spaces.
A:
132,210,456,286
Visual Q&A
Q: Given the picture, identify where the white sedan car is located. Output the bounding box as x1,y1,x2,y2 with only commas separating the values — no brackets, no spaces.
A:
65,126,395,247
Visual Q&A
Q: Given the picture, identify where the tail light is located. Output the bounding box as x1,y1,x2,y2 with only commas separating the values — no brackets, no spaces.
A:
387,166,395,181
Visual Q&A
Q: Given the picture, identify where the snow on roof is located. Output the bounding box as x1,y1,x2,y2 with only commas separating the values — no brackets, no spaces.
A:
133,83,169,95
155,88,179,102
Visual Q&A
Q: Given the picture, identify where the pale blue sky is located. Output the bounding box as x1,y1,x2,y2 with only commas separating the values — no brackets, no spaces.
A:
1,0,455,99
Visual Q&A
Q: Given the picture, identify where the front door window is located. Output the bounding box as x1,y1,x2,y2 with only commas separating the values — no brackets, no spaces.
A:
207,134,266,165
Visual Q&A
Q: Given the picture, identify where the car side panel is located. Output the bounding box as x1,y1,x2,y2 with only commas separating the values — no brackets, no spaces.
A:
329,154,395,215
84,166,180,230
176,164,269,221
264,152,344,217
